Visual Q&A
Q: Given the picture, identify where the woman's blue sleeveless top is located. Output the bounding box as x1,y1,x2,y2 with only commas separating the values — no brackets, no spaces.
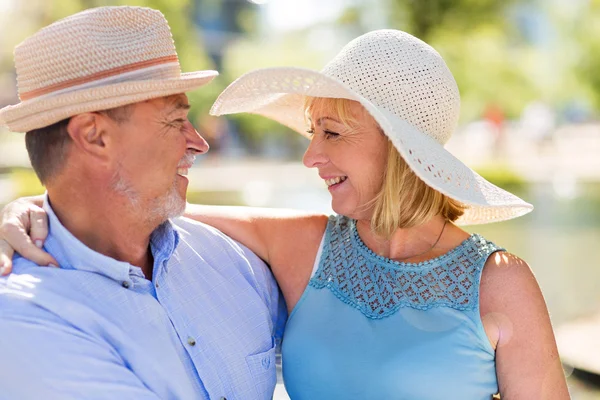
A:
282,215,503,399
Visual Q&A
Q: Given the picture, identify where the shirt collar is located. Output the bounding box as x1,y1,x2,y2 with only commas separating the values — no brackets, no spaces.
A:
43,194,179,284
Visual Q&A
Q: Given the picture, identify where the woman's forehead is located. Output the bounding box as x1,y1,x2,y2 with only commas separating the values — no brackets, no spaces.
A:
308,98,361,114
310,116,342,126
308,98,379,130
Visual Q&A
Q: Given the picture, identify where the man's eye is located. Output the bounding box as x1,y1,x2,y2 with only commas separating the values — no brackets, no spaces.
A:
169,119,186,128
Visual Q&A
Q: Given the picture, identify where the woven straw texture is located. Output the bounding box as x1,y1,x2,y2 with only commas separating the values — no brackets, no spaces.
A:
0,6,217,132
211,30,533,225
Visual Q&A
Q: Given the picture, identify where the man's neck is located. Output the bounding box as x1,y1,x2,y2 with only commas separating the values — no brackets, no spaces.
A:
47,187,157,279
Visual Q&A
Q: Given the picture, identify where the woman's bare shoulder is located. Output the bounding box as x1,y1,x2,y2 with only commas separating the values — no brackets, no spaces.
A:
480,251,538,295
479,251,554,351
480,251,543,313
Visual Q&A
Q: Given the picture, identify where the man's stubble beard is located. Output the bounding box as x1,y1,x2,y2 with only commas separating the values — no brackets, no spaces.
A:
111,168,185,226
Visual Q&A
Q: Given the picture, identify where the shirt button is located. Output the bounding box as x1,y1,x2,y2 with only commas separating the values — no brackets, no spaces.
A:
262,357,271,369
187,337,196,346
219,397,227,400
155,282,159,288
122,281,130,289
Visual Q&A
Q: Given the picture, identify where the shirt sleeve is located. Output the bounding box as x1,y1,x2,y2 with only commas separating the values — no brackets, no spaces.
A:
0,306,163,400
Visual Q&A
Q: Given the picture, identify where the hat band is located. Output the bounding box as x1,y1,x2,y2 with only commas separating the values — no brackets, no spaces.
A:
19,55,181,101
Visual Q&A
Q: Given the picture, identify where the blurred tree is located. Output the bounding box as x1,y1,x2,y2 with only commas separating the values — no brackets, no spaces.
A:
386,0,543,121
389,0,516,42
572,0,600,114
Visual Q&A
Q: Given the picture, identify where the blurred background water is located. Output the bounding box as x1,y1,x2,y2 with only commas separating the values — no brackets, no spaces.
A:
1,0,600,397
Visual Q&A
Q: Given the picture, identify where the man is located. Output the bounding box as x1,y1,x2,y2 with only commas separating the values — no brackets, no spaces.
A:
0,6,285,400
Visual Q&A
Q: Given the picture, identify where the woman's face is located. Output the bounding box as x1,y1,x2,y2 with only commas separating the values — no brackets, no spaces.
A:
303,100,388,221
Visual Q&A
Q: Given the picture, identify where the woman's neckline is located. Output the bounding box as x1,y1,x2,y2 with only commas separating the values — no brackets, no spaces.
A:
349,218,480,269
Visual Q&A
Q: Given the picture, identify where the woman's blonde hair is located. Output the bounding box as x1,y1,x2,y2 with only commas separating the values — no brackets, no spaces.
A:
370,141,466,237
304,96,466,238
304,96,362,131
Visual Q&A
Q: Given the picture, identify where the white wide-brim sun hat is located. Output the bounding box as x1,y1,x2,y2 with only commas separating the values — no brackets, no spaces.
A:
0,6,218,133
211,29,533,225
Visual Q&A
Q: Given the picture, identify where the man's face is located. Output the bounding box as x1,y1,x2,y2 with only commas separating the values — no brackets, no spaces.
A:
108,94,208,224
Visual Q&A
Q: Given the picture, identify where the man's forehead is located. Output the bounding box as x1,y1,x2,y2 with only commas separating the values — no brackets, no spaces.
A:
143,94,190,115
164,94,190,111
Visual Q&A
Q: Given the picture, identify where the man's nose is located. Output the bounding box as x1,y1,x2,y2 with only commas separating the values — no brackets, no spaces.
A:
183,120,209,154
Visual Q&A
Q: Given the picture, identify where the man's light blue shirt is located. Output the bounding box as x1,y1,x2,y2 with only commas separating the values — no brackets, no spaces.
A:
0,197,286,400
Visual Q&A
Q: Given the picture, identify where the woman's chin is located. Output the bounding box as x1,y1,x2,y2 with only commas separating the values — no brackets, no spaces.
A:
331,202,357,219
331,200,375,222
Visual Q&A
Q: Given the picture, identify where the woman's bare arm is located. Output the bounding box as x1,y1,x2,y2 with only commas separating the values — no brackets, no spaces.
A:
480,252,570,399
185,204,327,263
184,204,328,310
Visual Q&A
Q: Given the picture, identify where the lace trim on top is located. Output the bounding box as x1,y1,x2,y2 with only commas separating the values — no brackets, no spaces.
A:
309,215,504,319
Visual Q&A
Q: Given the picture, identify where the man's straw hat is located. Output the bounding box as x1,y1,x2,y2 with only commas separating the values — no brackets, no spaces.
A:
211,30,533,225
0,6,218,132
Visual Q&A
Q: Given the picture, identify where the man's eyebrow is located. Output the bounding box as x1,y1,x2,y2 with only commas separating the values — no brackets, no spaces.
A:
173,101,191,111
167,101,191,115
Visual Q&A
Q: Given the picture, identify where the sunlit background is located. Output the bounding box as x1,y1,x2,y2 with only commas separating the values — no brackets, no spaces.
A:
1,0,600,398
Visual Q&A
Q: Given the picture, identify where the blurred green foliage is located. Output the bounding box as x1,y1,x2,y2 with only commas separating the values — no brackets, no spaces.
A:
387,0,545,121
573,0,600,111
390,0,515,41
475,165,527,192
9,168,45,198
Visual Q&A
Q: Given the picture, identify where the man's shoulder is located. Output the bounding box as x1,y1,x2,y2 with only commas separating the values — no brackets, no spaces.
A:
171,218,285,333
0,256,107,316
1,257,59,297
0,261,67,322
172,216,230,239
172,216,247,254
171,216,273,280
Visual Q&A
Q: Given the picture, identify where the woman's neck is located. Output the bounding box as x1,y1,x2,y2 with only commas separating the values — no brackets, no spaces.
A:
355,216,470,264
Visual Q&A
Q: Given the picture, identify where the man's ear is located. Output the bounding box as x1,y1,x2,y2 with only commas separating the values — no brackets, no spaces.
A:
66,113,112,160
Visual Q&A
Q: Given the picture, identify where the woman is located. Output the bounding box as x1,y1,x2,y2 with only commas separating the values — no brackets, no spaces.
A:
0,30,569,399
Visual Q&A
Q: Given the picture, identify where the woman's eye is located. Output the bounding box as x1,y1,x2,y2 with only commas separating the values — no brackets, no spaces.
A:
306,128,340,139
323,130,340,139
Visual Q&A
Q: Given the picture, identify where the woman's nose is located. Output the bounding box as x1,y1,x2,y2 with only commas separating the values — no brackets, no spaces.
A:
302,136,328,168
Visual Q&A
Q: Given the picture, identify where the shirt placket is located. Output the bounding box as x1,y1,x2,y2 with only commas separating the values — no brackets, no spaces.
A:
154,257,228,400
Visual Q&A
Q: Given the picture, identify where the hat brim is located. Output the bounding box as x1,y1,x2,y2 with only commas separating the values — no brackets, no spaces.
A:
0,70,218,132
210,67,533,225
